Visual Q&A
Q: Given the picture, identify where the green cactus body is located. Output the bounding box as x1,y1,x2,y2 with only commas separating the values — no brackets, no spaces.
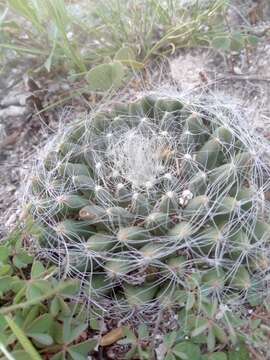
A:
183,195,210,217
180,114,208,151
57,194,90,214
195,226,223,255
91,112,112,134
229,266,251,290
117,226,151,246
196,138,221,170
59,162,91,177
58,142,84,162
166,256,187,276
202,268,225,292
155,284,186,307
124,283,158,306
86,233,115,252
84,274,112,298
213,126,233,145
159,191,178,213
146,211,170,231
168,222,194,241
188,171,208,196
54,219,95,240
79,205,106,222
105,259,130,279
131,192,152,216
27,94,270,314
72,174,96,193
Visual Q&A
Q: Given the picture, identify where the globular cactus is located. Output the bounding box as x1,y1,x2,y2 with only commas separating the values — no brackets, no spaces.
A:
27,93,270,316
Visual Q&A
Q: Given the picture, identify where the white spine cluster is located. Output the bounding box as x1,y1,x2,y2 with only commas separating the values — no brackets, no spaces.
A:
24,90,270,319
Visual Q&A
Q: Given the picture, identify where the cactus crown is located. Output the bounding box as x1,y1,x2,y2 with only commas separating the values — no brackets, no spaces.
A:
28,92,270,316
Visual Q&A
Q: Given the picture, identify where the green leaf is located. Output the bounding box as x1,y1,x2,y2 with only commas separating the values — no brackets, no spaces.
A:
44,27,58,72
124,346,138,360
63,319,88,344
212,324,227,344
191,320,209,337
114,46,135,62
26,280,51,301
58,297,71,316
202,352,227,360
0,246,10,262
22,305,41,329
165,353,177,360
0,314,7,331
212,36,231,51
114,46,143,69
51,321,63,344
173,341,201,360
138,324,149,338
13,284,27,304
11,350,30,360
0,276,13,293
25,313,53,333
230,33,244,52
121,327,137,343
58,280,80,296
172,350,188,360
0,264,12,276
228,344,251,360
86,61,125,91
30,261,45,279
50,297,60,317
250,319,261,330
164,331,178,348
4,315,43,360
89,317,101,331
247,35,259,46
10,276,24,294
51,351,66,360
28,333,53,346
246,286,264,306
207,328,216,352
13,252,33,269
186,292,195,311
201,299,218,318
67,351,85,360
69,323,88,344
1,282,72,316
67,339,97,360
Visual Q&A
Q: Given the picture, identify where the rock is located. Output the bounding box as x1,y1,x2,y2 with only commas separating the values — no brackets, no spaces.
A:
0,106,28,119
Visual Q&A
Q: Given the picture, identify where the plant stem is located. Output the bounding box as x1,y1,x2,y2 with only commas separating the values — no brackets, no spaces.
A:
0,281,74,315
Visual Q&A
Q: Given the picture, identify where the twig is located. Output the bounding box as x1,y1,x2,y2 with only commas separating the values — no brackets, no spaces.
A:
0,281,74,315
247,345,265,360
217,75,270,83
150,309,163,360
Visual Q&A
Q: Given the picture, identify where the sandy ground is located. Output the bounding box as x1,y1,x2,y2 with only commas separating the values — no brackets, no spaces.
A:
0,0,270,238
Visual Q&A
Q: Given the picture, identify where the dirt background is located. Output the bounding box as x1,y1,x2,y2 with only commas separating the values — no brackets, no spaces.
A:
1,0,270,237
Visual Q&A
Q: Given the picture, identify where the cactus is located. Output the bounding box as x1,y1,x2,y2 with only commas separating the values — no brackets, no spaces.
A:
27,93,270,316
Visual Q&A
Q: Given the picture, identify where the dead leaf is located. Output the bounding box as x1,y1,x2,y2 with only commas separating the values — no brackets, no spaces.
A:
264,191,270,201
100,327,124,346
25,77,41,92
0,130,20,149
248,1,264,25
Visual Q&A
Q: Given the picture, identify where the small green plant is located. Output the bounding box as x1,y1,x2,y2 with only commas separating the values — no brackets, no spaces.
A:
26,92,270,321
118,325,152,359
0,229,97,359
0,0,255,87
211,31,259,53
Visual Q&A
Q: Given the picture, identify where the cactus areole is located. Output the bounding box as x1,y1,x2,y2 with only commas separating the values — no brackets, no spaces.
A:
28,94,270,315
